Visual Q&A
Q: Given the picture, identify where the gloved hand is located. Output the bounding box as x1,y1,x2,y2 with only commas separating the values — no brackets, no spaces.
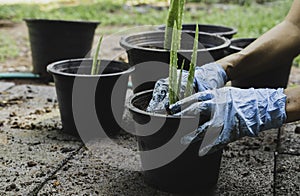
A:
169,87,287,156
147,62,227,112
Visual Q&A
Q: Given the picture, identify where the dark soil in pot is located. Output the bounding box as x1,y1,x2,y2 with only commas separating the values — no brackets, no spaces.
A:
228,38,292,88
128,90,223,194
47,58,134,140
157,23,237,39
120,31,230,93
25,19,99,81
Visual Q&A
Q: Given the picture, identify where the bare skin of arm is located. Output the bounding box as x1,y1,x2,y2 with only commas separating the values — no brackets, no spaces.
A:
216,0,300,122
285,86,300,122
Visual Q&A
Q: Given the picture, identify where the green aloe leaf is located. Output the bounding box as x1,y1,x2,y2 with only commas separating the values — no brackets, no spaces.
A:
91,35,103,75
169,22,179,105
184,24,198,98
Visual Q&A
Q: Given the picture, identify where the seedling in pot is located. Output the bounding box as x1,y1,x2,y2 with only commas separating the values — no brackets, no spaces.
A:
91,35,103,75
168,23,199,105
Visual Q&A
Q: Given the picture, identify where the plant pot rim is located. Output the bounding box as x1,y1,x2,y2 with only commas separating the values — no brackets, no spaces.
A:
128,89,195,119
47,58,134,78
120,31,231,53
230,37,256,51
157,23,237,37
23,18,100,25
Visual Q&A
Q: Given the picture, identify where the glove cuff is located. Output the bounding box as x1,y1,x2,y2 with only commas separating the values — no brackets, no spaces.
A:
260,88,287,131
194,62,228,92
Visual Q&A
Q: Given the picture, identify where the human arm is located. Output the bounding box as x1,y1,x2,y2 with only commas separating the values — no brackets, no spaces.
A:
285,85,300,122
218,0,300,81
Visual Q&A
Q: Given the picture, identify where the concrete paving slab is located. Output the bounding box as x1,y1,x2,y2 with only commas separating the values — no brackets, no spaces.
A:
37,128,277,195
224,128,279,153
0,83,298,195
278,122,300,155
0,82,15,92
38,136,160,196
217,151,274,195
275,154,300,195
215,129,277,195
0,84,82,195
0,127,82,195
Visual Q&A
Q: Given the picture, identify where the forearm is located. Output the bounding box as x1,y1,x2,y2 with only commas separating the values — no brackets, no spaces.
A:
285,86,300,123
217,0,300,81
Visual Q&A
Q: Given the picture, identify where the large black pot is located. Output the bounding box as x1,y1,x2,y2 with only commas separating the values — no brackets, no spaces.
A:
120,31,230,93
157,23,237,39
25,19,99,81
229,38,292,88
128,90,223,194
47,59,134,139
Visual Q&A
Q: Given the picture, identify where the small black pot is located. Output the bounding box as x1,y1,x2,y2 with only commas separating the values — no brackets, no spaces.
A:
47,59,134,139
157,23,237,39
25,19,99,81
120,31,230,93
226,38,256,55
229,38,292,88
128,90,223,193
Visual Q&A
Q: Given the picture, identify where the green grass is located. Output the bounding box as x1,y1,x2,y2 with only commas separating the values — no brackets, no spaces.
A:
0,0,292,30
0,0,298,66
0,32,19,62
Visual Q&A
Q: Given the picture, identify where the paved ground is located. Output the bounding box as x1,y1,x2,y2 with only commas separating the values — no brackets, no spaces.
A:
0,21,300,196
0,80,299,195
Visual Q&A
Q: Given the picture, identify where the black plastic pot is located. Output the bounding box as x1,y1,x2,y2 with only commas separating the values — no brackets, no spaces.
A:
229,38,292,88
226,38,256,55
25,19,99,81
157,24,237,39
120,31,230,93
47,59,134,139
128,90,223,193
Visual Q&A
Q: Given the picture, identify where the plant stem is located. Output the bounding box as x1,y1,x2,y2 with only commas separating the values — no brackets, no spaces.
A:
91,35,103,75
184,23,198,98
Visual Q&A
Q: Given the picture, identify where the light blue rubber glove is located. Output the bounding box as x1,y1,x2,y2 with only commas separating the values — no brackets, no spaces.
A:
169,87,287,156
147,62,227,112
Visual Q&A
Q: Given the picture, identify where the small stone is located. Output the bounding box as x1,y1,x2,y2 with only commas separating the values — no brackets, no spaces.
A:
5,183,16,191
51,174,58,180
33,109,44,115
60,147,75,153
277,166,286,173
27,161,37,167
53,180,60,187
295,126,300,134
264,146,271,151
9,112,17,117
44,107,52,113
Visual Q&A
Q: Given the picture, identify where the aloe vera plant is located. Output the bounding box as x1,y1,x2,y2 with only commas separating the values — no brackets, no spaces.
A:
168,23,199,105
91,35,103,75
164,0,185,50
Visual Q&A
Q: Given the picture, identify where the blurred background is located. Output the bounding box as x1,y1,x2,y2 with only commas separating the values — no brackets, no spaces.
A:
0,0,299,76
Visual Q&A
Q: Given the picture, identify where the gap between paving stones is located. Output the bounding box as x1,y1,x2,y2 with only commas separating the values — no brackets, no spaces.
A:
28,143,85,196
